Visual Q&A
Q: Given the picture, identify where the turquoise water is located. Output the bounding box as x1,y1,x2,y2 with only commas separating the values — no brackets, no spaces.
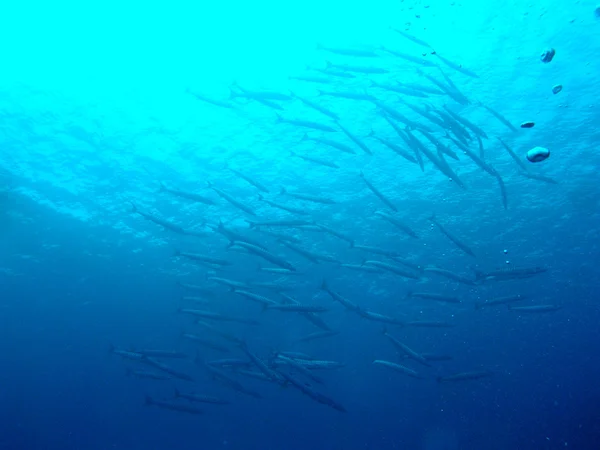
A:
1,1,600,449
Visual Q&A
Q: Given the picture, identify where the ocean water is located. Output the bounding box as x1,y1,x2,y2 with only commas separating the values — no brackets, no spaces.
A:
1,1,600,449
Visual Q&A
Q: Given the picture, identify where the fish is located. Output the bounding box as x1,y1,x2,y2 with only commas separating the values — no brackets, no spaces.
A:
254,229,302,243
280,187,337,205
390,28,433,48
289,74,332,84
373,360,423,379
359,171,398,212
368,130,418,164
264,304,329,313
290,150,339,169
325,60,389,74
340,263,385,274
132,349,188,359
295,330,340,343
358,310,405,326
109,345,145,362
518,171,559,184
382,116,423,171
177,281,217,296
196,321,244,344
447,135,496,176
126,369,171,380
228,167,270,193
203,362,263,398
474,266,547,282
497,137,529,173
301,134,356,155
279,240,331,264
475,294,527,309
276,114,337,132
495,174,508,210
233,289,279,307
374,211,418,238
178,308,259,325
159,182,215,205
406,291,461,304
257,195,311,215
129,203,187,234
416,69,470,105
206,276,248,290
382,331,432,367
257,266,302,275
206,182,257,216
238,341,285,384
442,106,488,138
312,223,355,245
336,121,374,155
212,221,267,250
173,250,232,267
247,219,314,229
429,214,476,257
230,82,291,102
275,359,345,370
229,240,297,271
478,103,518,132
280,293,333,331
142,357,195,382
311,66,357,79
372,99,433,132
145,396,204,415
404,321,455,328
277,370,347,412
350,244,401,259
320,280,363,313
316,43,379,57
433,52,480,78
362,260,420,279
437,370,493,383
290,92,339,120
186,89,236,109
174,389,230,405
205,358,251,369
181,333,231,353
378,46,436,66
317,89,374,101
508,305,561,313
423,267,477,285
369,80,429,98
274,355,325,385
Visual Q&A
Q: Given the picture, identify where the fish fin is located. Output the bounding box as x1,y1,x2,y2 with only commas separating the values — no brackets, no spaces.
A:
173,249,180,257
279,187,287,195
174,388,180,398
145,395,154,406
275,113,283,123
128,202,137,213
125,368,131,377
158,182,166,193
246,220,257,228
257,194,264,202
108,343,115,354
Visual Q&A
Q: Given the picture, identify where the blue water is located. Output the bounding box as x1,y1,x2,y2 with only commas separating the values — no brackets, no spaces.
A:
2,1,600,449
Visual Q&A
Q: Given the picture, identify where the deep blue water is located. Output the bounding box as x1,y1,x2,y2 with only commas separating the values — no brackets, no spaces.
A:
2,1,600,449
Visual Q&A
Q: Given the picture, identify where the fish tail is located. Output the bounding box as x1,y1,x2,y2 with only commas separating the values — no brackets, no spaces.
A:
301,133,308,141
128,202,137,213
279,187,287,195
174,388,180,398
173,249,181,257
108,343,115,354
320,279,329,291
145,395,154,406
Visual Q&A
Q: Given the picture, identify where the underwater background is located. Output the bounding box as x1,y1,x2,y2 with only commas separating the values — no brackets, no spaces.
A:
1,0,600,449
